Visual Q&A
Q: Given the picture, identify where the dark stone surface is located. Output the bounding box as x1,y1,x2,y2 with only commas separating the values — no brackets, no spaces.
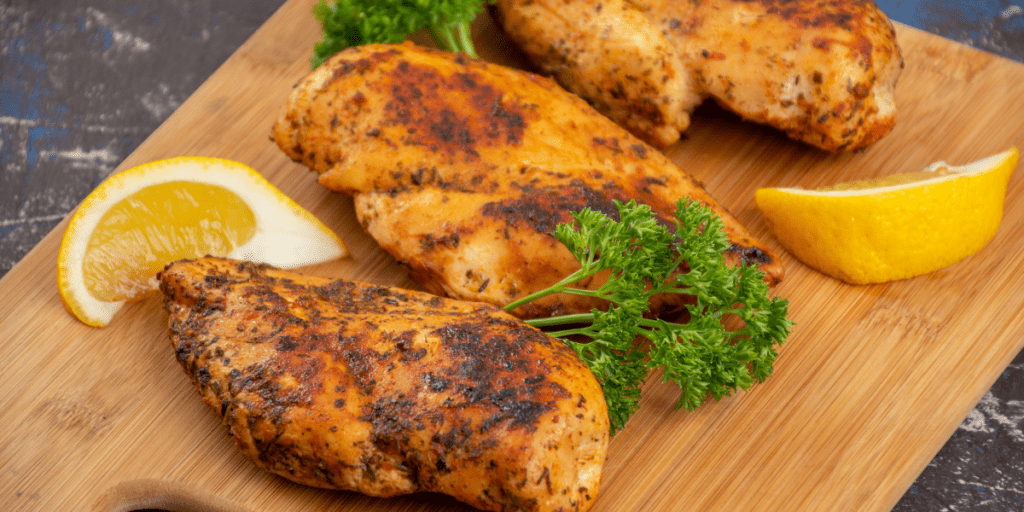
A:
877,0,1024,62
2,1,1023,510
893,355,1024,511
0,0,283,272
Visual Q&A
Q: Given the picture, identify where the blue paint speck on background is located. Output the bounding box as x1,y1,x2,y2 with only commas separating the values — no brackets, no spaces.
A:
90,25,113,51
874,0,925,25
26,126,71,172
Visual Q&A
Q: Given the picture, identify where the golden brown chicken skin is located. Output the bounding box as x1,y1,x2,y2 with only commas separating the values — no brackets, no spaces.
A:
160,256,609,512
493,0,903,152
272,43,782,318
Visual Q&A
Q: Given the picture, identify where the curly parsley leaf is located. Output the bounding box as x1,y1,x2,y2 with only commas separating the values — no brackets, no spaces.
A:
311,0,490,68
506,199,793,435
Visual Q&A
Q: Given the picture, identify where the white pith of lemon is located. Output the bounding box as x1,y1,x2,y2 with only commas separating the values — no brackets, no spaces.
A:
58,156,348,327
755,147,1018,285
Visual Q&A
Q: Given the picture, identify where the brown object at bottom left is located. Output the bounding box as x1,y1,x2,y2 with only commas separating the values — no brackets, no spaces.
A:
158,256,609,512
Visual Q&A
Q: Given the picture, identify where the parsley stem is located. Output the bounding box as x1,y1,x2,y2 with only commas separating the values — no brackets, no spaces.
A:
455,24,478,57
636,317,697,331
523,313,596,329
503,268,600,311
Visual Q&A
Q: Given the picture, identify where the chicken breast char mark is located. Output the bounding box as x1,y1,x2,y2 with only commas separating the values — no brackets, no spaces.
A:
272,43,783,319
160,256,609,512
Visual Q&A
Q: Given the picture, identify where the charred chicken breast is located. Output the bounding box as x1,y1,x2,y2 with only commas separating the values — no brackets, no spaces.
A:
160,256,609,512
272,42,782,318
493,0,904,152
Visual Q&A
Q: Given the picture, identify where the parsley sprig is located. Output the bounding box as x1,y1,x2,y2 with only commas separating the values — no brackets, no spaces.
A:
312,0,490,68
506,200,793,435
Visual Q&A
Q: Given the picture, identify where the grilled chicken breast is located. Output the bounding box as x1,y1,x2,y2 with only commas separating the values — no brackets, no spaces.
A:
493,0,904,152
160,256,609,512
272,42,782,318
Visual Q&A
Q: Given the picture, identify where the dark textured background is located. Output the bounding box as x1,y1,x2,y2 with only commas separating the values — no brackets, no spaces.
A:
2,1,1023,510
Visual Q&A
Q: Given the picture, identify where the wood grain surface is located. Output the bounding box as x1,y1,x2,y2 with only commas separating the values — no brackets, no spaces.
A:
2,0,1023,511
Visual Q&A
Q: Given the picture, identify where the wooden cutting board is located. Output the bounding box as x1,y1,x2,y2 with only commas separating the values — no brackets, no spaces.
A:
3,0,1023,510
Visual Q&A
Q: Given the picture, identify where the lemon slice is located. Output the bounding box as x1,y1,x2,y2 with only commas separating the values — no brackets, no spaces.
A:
755,147,1018,284
58,156,348,326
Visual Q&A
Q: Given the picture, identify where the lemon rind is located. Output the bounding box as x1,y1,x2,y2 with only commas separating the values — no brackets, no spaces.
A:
59,156,346,327
756,147,1018,285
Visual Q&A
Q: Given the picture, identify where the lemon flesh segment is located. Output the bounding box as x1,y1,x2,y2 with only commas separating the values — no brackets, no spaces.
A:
83,182,257,302
755,147,1018,285
58,156,347,327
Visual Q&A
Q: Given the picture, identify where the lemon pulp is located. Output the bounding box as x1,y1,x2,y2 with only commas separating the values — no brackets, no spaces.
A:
816,167,954,191
82,182,257,301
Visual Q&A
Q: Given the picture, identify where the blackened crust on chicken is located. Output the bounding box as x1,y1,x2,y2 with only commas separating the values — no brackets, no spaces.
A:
160,256,609,512
271,42,784,319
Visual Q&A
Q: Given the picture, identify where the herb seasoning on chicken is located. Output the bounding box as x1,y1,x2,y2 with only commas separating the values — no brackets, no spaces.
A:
493,0,904,152
160,256,609,512
272,42,783,319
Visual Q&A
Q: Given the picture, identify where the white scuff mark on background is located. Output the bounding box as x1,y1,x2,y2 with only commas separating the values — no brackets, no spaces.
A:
0,115,40,127
39,146,120,169
954,468,1024,508
84,7,152,55
111,26,152,53
0,213,66,229
1001,5,1022,19
960,404,994,434
958,375,1024,444
0,115,147,135
140,83,181,120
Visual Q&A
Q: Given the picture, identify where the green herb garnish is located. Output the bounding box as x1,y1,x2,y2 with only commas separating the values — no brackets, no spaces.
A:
506,199,793,435
311,0,490,68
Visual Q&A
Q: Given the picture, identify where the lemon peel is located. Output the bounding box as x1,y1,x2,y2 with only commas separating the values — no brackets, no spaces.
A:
755,147,1018,284
58,156,347,327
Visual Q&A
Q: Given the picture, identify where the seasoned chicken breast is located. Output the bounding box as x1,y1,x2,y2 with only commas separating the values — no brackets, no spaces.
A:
493,0,904,152
159,256,609,512
272,42,782,318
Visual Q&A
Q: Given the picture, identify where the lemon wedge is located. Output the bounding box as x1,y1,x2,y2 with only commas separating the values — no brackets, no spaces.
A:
58,156,347,326
755,147,1018,284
